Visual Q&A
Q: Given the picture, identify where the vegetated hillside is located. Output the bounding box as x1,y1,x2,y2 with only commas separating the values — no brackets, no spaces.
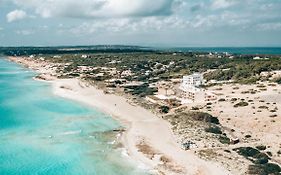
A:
42,52,281,84
0,45,153,56
3,47,281,84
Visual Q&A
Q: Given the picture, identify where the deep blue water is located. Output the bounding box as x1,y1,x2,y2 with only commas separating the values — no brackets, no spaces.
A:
158,47,281,55
0,58,147,175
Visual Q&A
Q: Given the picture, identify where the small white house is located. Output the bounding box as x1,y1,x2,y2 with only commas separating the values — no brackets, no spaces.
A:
81,55,88,59
253,56,269,60
53,55,61,58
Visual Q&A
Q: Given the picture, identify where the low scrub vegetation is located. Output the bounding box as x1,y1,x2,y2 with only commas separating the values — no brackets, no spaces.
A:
205,126,222,134
234,101,249,107
233,147,281,175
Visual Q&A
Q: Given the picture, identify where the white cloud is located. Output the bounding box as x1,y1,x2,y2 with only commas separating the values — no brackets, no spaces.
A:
187,11,253,30
257,22,281,31
63,9,258,36
6,9,27,22
15,29,34,35
67,16,189,35
12,0,178,19
211,0,236,9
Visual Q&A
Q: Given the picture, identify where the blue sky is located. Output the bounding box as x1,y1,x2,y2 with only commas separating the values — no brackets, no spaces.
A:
0,0,281,47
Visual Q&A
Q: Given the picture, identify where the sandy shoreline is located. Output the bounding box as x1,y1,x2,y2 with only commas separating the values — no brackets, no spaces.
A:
7,56,231,175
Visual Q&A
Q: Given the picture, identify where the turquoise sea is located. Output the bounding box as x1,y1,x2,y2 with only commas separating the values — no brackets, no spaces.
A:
0,57,147,175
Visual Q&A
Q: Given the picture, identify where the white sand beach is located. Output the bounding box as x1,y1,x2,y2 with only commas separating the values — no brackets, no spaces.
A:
52,78,231,175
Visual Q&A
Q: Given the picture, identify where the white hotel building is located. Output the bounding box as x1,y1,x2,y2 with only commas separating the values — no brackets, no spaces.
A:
182,73,204,87
179,73,216,103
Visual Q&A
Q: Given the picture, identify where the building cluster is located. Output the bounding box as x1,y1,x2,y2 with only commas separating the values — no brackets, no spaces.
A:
146,73,217,107
253,56,269,60
196,52,234,59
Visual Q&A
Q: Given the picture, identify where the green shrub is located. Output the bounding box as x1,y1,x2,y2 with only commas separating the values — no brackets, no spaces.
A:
233,147,271,166
234,147,260,158
254,157,268,164
256,145,267,151
218,98,226,102
219,136,230,144
263,163,281,174
258,106,269,109
257,84,266,88
159,106,170,114
274,77,281,84
248,163,281,174
191,112,220,124
253,152,270,162
266,151,272,157
234,102,249,107
205,126,222,134
191,107,199,110
224,150,231,153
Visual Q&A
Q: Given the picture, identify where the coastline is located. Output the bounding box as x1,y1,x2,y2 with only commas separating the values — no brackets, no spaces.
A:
7,56,231,175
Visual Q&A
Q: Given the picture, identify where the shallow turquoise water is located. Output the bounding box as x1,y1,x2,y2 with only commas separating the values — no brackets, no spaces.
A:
0,58,147,175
